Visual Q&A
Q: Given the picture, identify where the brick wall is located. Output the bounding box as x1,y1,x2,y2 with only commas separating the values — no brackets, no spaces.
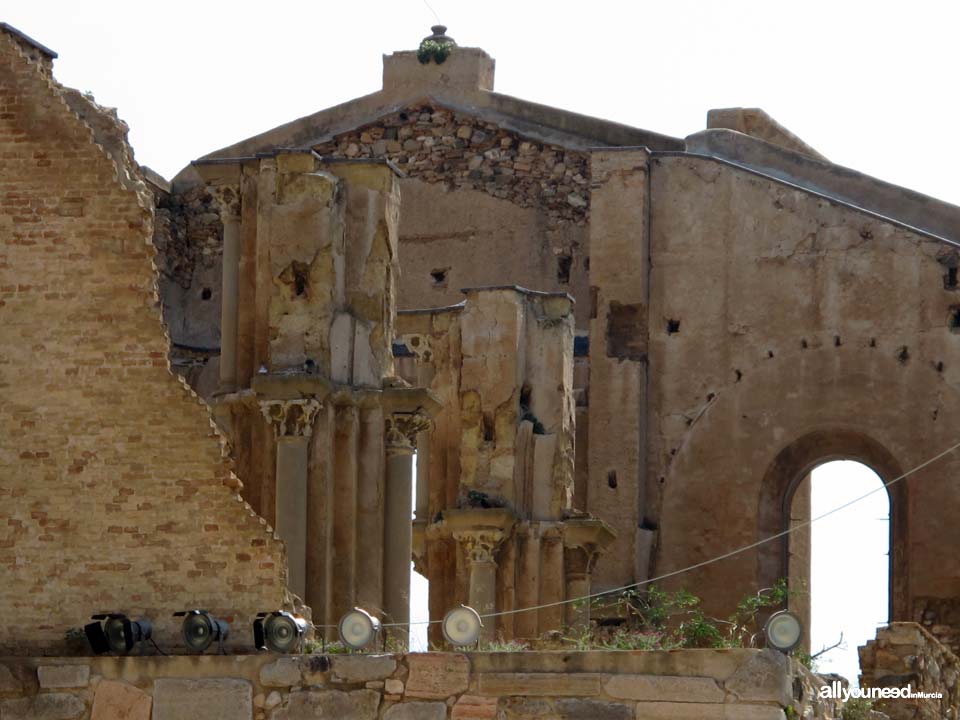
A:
0,32,288,653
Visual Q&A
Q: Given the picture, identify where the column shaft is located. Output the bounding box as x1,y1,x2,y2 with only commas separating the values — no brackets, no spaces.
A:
469,559,498,642
384,448,414,646
276,435,309,598
219,214,240,392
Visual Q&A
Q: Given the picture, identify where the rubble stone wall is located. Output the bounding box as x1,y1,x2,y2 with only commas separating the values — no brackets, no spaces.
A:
0,31,288,654
0,649,838,720
860,622,960,720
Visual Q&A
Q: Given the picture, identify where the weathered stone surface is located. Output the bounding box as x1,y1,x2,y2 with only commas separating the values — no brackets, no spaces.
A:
633,702,786,720
452,695,498,719
260,657,302,687
38,664,90,689
500,697,632,720
603,673,724,702
90,680,151,720
0,664,23,696
477,672,602,696
272,689,379,720
152,679,252,720
384,679,404,695
722,650,791,706
383,701,447,720
1,693,85,720
330,655,397,683
405,653,470,699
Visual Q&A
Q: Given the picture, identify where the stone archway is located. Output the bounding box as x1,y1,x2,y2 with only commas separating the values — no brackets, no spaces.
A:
756,429,907,621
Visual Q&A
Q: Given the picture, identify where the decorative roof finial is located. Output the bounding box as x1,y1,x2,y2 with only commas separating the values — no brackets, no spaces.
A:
418,25,457,65
424,25,456,45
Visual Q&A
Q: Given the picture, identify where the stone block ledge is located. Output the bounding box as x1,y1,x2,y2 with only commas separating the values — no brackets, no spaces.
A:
0,649,838,719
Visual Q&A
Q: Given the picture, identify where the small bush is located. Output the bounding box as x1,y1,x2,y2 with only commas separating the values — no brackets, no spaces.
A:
842,697,874,720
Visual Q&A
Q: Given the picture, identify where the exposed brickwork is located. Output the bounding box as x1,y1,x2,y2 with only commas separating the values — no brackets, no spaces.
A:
0,32,287,653
312,104,591,225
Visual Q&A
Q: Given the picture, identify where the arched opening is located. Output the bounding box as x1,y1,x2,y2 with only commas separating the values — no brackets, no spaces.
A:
758,430,908,679
789,461,889,682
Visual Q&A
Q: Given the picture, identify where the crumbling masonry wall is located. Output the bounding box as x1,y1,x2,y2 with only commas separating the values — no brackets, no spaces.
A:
0,32,288,654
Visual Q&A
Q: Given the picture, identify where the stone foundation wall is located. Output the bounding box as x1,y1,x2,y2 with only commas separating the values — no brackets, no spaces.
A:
0,649,837,720
860,622,960,720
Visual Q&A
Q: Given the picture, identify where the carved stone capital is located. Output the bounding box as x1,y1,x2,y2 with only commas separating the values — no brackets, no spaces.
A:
385,411,432,452
259,398,321,439
453,529,506,565
211,184,241,219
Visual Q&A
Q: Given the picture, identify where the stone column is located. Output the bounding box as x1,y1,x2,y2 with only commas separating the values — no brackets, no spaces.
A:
562,519,617,632
383,412,431,647
260,399,321,599
454,529,507,642
219,211,241,393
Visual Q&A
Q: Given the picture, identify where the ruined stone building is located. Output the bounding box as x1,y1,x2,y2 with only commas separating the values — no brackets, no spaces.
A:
3,19,960,703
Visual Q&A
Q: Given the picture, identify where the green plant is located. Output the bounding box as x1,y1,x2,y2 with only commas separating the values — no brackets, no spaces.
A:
581,578,804,652
417,39,454,65
841,697,874,720
784,705,799,720
477,639,530,652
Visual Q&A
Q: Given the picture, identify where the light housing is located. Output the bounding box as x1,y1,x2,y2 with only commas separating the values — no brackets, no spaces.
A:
174,610,229,653
84,614,152,655
338,608,381,650
254,611,309,653
764,610,803,653
442,605,483,647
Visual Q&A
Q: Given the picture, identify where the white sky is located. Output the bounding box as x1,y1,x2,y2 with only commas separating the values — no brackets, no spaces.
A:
810,462,889,685
6,0,960,208
4,0,915,670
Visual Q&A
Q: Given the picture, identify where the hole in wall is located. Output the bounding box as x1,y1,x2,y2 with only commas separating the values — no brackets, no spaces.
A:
556,254,572,285
430,268,449,288
666,319,681,335
201,287,212,300
584,257,590,272
589,287,599,319
482,413,495,443
870,338,877,348
801,339,808,349
897,346,910,364
945,267,958,290
834,336,842,347
734,369,743,382
607,470,618,489
936,361,945,373
950,305,960,333
768,350,775,358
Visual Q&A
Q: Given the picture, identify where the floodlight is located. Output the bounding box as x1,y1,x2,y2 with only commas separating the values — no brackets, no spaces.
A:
442,605,482,647
174,610,229,653
338,608,381,650
764,610,803,653
84,614,152,655
254,611,309,653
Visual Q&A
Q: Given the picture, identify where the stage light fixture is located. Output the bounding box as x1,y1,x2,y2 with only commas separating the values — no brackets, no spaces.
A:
84,614,152,655
442,605,483,647
174,610,229,654
254,611,309,653
338,608,381,650
763,610,803,653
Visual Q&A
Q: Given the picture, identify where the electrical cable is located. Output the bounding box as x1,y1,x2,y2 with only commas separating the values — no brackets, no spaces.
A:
370,437,960,629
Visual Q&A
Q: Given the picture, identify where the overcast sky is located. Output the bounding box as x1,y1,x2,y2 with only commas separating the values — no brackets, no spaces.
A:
6,0,920,676
7,0,960,208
